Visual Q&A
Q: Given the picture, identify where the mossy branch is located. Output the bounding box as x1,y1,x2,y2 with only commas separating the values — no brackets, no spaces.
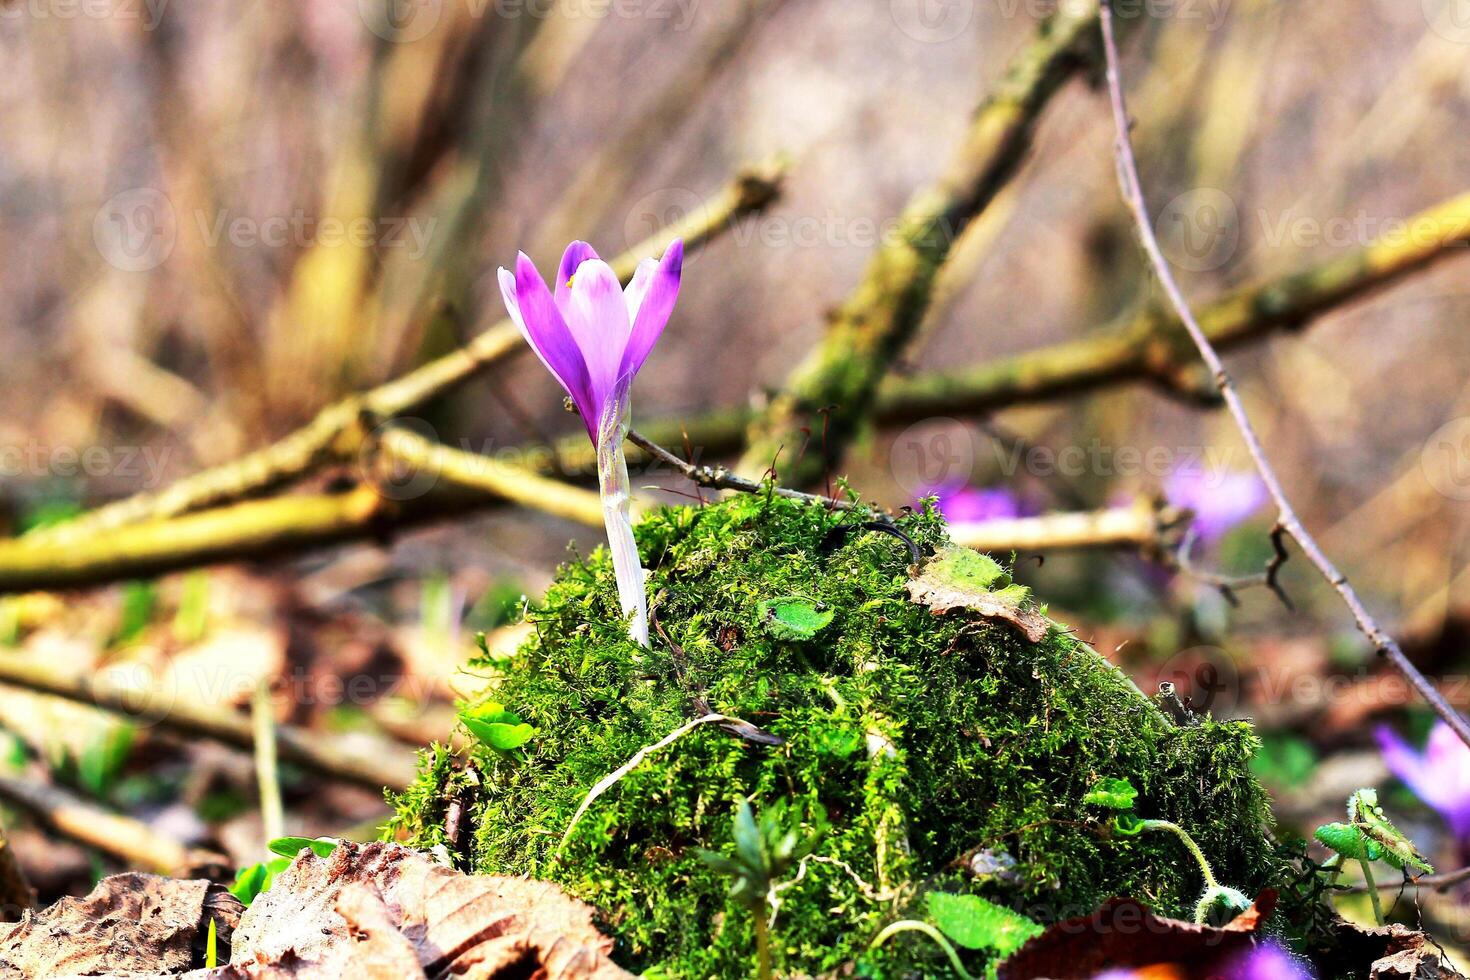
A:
737,0,1102,486
547,185,1470,473
25,162,785,547
0,434,606,592
0,650,418,790
875,188,1470,422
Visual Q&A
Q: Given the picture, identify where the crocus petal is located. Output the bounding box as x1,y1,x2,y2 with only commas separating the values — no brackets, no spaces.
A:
1227,942,1315,980
920,484,1023,523
619,239,682,382
623,257,658,323
1165,469,1267,544
555,241,600,318
1422,723,1470,837
1376,724,1455,812
503,255,594,425
564,257,631,422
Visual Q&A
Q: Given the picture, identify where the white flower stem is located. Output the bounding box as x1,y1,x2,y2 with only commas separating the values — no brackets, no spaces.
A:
597,392,648,647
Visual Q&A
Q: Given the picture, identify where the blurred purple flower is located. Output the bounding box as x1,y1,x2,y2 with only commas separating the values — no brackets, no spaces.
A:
1224,942,1315,980
1088,942,1312,980
1165,469,1268,544
918,483,1024,523
499,239,683,647
1376,721,1470,844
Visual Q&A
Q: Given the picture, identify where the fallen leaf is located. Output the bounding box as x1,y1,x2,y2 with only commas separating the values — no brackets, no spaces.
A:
0,873,241,979
997,893,1275,980
0,842,628,979
1324,919,1467,980
906,547,1051,643
216,841,631,979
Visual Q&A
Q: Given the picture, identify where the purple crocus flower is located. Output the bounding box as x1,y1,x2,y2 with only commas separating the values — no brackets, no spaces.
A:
1223,941,1315,980
1376,721,1470,845
1164,468,1268,544
499,239,683,646
918,483,1024,523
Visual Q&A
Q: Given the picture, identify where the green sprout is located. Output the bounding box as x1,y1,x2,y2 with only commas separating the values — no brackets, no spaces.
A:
1314,788,1432,925
697,799,825,980
458,703,536,754
267,836,340,860
1089,776,1251,925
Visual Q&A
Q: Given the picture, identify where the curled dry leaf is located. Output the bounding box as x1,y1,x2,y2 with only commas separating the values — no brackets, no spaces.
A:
1327,920,1466,980
220,841,631,979
0,872,242,979
997,893,1275,980
0,842,629,979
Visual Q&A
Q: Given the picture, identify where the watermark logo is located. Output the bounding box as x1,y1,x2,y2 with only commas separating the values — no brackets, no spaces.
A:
359,0,442,42
889,417,976,497
890,0,974,42
1425,0,1470,43
1421,416,1470,501
1155,187,1238,273
360,417,444,501
1153,645,1241,720
624,186,708,263
0,0,170,30
93,187,176,272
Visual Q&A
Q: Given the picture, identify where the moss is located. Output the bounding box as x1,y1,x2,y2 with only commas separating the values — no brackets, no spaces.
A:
388,493,1293,977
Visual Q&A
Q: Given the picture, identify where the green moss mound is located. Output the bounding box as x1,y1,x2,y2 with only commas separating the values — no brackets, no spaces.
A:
389,493,1288,977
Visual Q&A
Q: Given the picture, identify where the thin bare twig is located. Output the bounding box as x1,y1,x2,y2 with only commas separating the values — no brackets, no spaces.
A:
1171,524,1294,609
252,681,284,845
627,429,862,513
1097,2,1470,749
0,650,418,790
0,774,223,876
947,500,1184,554
1342,865,1470,893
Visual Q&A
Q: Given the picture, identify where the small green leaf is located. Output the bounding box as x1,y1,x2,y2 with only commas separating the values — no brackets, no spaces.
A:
757,597,834,641
229,863,270,905
925,892,1042,955
1113,813,1145,836
459,703,537,753
1083,777,1137,811
1348,788,1434,873
267,836,339,860
1314,822,1372,860
206,917,218,969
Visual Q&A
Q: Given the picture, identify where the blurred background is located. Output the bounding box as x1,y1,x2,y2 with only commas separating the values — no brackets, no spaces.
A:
1,0,1469,955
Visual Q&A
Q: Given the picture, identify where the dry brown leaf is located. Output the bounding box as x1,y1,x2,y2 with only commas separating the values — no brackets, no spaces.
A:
1328,920,1466,980
0,842,628,979
997,893,1275,980
216,841,630,979
0,872,241,979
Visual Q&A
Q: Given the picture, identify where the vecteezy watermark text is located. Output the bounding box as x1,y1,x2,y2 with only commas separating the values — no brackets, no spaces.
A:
0,442,174,486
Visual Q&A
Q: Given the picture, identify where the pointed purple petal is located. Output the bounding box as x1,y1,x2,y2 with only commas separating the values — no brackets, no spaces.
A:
619,239,682,382
564,257,630,420
505,255,595,431
555,241,600,318
1376,724,1448,810
623,257,658,322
